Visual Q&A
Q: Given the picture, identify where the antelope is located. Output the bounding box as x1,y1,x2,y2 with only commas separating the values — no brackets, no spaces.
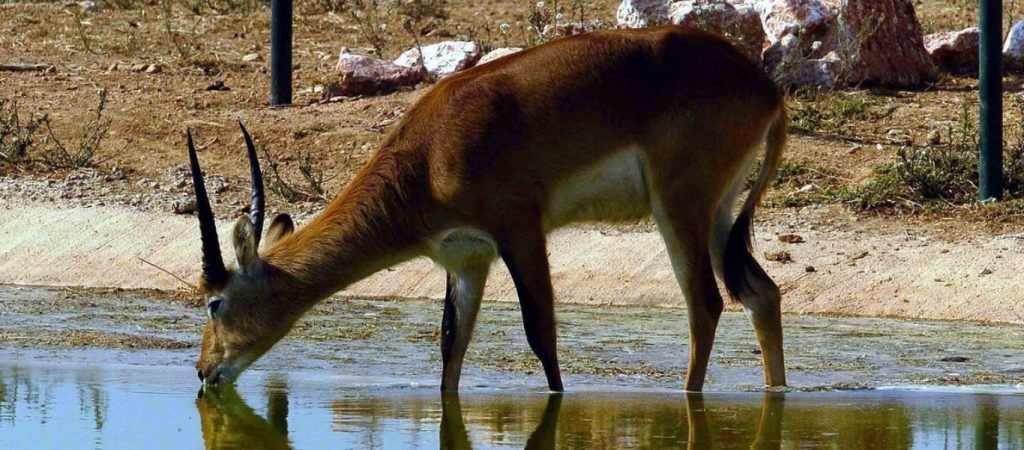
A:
191,25,787,392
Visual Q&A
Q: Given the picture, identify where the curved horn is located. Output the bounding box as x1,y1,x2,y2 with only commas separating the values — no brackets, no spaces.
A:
239,122,265,249
187,129,228,286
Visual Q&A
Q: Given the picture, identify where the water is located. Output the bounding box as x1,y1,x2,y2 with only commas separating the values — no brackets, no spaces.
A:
1,285,1024,448
1,360,1024,449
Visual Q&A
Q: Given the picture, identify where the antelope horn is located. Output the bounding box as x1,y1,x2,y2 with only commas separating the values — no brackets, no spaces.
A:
239,121,265,248
187,129,227,286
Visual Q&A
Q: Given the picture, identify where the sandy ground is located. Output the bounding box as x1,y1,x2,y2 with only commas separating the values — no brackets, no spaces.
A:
2,196,1024,323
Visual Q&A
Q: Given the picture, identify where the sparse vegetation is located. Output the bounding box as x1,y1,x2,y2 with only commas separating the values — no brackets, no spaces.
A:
39,89,112,169
262,145,335,203
0,100,45,169
0,90,111,171
771,100,1024,212
788,90,870,135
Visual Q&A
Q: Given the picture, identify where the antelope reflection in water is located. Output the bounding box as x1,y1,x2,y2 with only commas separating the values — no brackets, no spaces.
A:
196,380,291,450
194,387,790,450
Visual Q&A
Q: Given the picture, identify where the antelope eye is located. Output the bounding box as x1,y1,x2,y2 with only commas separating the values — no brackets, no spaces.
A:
207,297,224,317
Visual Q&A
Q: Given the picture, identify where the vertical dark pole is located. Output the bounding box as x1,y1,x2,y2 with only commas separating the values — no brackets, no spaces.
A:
979,0,1003,200
270,0,292,106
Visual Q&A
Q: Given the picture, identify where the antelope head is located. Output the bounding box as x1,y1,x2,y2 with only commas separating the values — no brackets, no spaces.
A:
189,124,297,386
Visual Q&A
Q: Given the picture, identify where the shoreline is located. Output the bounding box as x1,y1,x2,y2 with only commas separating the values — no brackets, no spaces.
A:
2,201,1023,324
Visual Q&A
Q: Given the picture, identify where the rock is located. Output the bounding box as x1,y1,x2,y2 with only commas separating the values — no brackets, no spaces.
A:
617,0,671,28
778,233,804,243
205,80,230,91
394,41,481,79
172,199,196,215
756,0,838,77
669,1,767,64
835,0,937,87
924,27,979,75
782,50,841,88
145,64,162,74
927,129,942,145
939,356,970,363
79,1,97,12
130,63,148,73
242,53,262,63
332,49,425,97
754,0,836,45
1004,21,1024,72
804,265,816,272
764,250,794,263
107,63,118,72
478,47,523,65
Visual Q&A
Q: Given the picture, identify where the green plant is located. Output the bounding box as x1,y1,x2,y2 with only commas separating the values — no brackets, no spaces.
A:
893,104,978,202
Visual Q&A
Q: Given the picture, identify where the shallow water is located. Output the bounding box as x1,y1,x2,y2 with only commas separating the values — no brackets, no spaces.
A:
2,360,1024,449
2,285,1024,448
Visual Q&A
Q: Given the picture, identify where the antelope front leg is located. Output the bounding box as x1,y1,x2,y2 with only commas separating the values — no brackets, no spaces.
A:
440,266,488,392
499,228,564,392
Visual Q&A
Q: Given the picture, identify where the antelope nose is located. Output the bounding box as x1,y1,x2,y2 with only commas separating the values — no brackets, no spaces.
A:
197,369,205,382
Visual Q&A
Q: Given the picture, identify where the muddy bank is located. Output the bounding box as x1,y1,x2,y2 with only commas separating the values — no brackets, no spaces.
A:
2,285,1023,390
2,202,1024,323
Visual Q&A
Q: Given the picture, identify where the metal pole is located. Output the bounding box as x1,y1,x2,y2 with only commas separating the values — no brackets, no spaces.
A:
979,0,1003,200
270,0,292,106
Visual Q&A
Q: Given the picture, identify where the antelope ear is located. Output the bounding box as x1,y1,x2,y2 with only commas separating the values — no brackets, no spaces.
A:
264,214,294,247
232,217,259,273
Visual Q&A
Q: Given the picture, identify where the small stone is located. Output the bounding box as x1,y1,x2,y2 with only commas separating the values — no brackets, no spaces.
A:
172,199,196,214
130,63,148,73
764,251,793,263
796,184,817,193
79,1,97,12
242,53,262,63
927,129,942,145
778,233,805,244
804,265,816,273
980,268,993,276
103,169,126,182
145,64,162,74
940,356,970,363
205,80,230,91
107,63,118,72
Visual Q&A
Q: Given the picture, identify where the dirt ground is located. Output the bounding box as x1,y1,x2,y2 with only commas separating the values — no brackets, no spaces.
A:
3,1,1024,321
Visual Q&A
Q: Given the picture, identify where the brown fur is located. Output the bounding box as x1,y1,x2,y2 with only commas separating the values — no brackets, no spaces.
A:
196,26,786,391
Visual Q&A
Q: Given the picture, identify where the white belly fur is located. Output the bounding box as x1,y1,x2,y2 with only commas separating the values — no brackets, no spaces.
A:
543,147,651,230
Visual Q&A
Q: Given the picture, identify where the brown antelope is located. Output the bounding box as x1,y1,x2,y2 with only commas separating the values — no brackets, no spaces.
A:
191,25,787,392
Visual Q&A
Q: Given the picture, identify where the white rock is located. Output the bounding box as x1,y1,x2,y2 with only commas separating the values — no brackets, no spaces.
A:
617,0,670,28
79,1,98,12
478,47,523,65
394,41,481,79
242,53,262,63
1004,21,1024,71
669,1,766,64
754,0,836,44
